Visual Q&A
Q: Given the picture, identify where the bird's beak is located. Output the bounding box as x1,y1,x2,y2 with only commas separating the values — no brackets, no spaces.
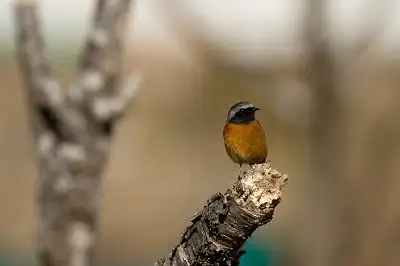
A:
254,107,260,111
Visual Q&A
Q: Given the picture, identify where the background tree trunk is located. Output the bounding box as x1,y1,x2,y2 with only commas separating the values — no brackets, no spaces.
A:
14,1,138,266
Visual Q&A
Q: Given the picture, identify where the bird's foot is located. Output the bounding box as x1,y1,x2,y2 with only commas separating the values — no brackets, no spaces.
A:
238,164,251,179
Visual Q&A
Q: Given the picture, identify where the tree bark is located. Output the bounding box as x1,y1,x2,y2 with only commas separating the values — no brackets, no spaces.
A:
155,162,289,266
13,1,138,266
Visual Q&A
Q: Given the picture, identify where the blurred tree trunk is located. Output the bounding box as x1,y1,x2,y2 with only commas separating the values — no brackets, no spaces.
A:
14,1,137,266
303,1,342,266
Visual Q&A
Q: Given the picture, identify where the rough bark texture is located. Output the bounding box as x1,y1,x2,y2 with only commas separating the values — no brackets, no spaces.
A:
14,1,137,266
155,162,289,266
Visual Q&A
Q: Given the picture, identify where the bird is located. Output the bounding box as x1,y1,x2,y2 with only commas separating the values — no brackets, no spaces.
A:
223,101,268,171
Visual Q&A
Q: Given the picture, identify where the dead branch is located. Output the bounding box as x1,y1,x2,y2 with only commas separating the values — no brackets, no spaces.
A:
155,162,289,266
14,1,135,266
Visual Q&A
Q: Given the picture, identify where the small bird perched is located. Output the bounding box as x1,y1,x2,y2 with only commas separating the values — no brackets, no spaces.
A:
223,101,268,170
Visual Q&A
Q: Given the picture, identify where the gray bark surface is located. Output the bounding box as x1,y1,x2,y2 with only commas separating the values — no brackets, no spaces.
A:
14,1,137,266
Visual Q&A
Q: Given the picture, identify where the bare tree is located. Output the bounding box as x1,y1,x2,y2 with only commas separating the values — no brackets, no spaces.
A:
14,1,138,266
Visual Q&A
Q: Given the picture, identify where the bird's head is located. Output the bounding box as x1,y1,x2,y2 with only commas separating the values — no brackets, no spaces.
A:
226,101,260,124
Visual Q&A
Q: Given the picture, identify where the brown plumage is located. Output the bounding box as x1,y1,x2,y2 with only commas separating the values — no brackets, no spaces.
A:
223,121,267,164
223,101,268,166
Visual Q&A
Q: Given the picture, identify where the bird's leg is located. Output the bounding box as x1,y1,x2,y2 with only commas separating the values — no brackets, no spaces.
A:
238,164,243,179
239,164,250,178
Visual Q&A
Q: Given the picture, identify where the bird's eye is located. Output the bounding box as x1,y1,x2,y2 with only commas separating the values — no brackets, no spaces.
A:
240,108,245,112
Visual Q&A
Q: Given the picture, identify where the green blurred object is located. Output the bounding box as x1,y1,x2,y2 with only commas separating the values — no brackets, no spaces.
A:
0,249,13,266
0,247,38,266
240,238,277,266
0,255,11,266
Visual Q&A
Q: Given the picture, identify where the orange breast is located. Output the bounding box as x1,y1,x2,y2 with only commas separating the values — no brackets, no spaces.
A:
223,120,268,165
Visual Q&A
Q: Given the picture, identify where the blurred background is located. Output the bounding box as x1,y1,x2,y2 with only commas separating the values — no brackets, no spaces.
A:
1,0,400,265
